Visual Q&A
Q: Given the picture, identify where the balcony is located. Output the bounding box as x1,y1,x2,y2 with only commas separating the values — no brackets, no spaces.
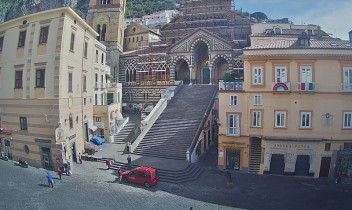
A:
298,82,315,92
156,81,170,86
272,82,290,92
342,83,352,92
219,80,243,91
227,127,240,136
140,81,153,86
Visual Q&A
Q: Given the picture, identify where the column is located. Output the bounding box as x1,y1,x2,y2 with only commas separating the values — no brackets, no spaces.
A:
189,66,193,85
209,65,213,85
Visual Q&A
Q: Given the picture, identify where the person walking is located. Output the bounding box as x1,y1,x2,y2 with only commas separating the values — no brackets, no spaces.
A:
46,172,54,188
106,159,111,169
127,155,132,170
337,171,343,183
78,153,82,164
67,162,72,176
64,163,68,176
57,167,62,180
125,141,131,153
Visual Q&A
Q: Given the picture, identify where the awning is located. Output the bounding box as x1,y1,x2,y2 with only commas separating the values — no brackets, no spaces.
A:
89,125,97,132
107,74,114,78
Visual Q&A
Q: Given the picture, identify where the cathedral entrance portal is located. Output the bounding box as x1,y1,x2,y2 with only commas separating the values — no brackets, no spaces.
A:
175,59,190,84
194,41,209,84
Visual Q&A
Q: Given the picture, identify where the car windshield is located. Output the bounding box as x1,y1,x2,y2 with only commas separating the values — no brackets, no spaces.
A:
152,170,158,178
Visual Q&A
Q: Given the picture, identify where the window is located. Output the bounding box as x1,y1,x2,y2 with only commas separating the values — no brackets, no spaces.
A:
83,76,87,92
275,66,287,83
70,33,75,52
15,71,23,88
69,113,73,129
101,93,104,105
84,98,86,105
101,24,106,41
24,145,29,154
275,111,286,128
95,50,99,63
254,95,262,106
300,112,312,129
325,143,331,151
0,37,3,51
18,31,26,47
307,29,312,36
95,94,98,105
343,112,352,129
101,53,104,64
84,42,88,58
343,67,352,91
252,66,263,85
20,117,27,130
68,73,73,92
118,92,120,103
227,114,240,136
36,69,45,87
300,66,313,90
39,26,49,43
96,117,101,122
107,93,114,105
252,111,261,127
230,95,238,106
96,25,101,41
275,28,281,34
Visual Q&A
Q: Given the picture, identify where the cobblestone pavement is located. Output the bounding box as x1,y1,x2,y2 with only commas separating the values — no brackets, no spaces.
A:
1,159,351,210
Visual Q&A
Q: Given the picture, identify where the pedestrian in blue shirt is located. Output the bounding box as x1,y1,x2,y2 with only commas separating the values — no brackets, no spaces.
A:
46,172,54,188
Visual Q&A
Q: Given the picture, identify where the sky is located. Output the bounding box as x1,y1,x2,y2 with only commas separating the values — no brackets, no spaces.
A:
236,0,352,40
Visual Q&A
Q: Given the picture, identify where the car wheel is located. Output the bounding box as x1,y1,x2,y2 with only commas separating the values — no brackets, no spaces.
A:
144,182,151,188
123,178,128,183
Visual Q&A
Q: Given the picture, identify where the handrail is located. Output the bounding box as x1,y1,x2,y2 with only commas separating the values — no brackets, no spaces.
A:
131,81,183,152
187,86,217,162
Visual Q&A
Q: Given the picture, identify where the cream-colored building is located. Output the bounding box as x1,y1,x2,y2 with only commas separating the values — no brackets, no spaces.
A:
218,36,352,178
0,7,99,170
92,40,123,142
124,22,161,52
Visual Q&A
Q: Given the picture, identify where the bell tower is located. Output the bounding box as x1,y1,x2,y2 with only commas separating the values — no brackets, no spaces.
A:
86,0,126,81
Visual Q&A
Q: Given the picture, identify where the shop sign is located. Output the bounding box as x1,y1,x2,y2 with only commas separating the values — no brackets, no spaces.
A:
55,128,64,142
68,134,76,140
272,144,310,149
220,143,246,148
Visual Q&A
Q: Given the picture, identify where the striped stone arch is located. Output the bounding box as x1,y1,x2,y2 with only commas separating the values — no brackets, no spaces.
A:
190,36,212,52
211,54,232,68
170,55,191,67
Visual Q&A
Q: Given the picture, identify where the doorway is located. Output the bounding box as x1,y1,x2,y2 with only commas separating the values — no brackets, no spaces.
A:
295,155,310,176
226,149,240,170
72,142,77,163
41,147,52,170
270,154,285,175
203,68,210,84
319,157,331,177
4,139,12,159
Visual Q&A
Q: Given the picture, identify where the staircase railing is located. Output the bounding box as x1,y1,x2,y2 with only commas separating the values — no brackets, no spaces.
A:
187,86,218,163
131,81,183,152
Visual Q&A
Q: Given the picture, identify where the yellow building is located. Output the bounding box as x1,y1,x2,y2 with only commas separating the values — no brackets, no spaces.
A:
0,7,99,170
218,35,352,178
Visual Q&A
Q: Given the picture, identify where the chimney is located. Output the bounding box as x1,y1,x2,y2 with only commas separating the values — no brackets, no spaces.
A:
349,30,352,42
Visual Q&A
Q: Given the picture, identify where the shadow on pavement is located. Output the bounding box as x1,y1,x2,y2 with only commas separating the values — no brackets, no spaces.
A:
38,184,49,188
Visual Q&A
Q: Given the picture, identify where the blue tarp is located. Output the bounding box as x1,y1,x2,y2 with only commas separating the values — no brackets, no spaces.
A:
90,136,104,145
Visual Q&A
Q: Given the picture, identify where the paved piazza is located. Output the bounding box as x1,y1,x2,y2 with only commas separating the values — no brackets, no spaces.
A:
0,160,351,210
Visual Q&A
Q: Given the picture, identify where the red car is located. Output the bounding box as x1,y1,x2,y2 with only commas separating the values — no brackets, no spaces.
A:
121,167,160,188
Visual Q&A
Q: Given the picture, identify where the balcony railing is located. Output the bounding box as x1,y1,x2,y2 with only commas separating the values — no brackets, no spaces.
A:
95,82,99,89
272,82,290,92
227,127,240,136
342,83,352,92
156,81,170,86
219,80,243,91
298,82,315,91
140,81,153,86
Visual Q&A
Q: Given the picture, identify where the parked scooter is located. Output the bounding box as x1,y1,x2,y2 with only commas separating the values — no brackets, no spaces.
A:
1,152,8,161
18,157,28,168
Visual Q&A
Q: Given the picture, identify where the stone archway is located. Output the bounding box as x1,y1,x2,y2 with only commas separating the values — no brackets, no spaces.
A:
213,57,229,84
193,41,209,84
175,59,190,84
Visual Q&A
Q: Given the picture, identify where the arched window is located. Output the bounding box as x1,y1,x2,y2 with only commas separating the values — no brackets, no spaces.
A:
96,25,101,41
126,70,130,82
133,70,136,82
274,28,281,34
101,24,106,41
307,29,313,36
130,70,133,82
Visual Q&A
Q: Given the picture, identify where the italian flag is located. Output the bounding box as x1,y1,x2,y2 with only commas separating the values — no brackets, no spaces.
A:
301,82,313,90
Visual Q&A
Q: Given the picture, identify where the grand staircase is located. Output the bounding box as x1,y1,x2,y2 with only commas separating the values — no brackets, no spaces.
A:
133,85,217,160
248,138,262,173
113,122,136,144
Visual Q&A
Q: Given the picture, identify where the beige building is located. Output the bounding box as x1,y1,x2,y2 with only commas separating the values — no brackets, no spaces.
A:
0,7,99,170
218,35,352,178
92,40,123,142
124,22,161,52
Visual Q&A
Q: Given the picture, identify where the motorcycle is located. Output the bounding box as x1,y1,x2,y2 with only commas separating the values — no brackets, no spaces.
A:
1,152,8,161
18,158,28,168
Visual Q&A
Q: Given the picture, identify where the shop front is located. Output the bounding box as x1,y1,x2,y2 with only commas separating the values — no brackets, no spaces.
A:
219,143,247,171
263,140,318,176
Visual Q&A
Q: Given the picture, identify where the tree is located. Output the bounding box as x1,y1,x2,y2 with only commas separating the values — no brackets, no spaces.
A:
223,73,234,82
250,12,268,22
